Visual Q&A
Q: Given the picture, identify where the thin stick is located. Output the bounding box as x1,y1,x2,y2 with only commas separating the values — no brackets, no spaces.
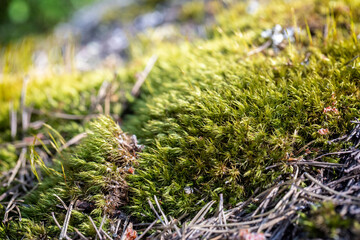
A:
294,185,359,205
4,202,17,222
185,201,216,239
59,132,87,151
10,101,17,139
218,194,228,235
326,174,360,187
170,216,182,237
135,220,157,240
88,215,103,240
60,200,74,240
148,199,165,226
7,148,26,186
5,193,19,213
115,219,122,235
255,187,279,216
344,164,360,173
131,55,158,97
0,139,52,149
155,214,187,239
181,224,186,240
154,195,169,225
192,218,263,228
188,201,215,226
0,185,20,202
75,228,88,240
101,230,113,240
96,215,106,240
53,194,68,210
91,81,111,113
258,210,295,232
15,205,22,221
187,226,256,234
21,77,29,132
294,140,316,155
156,219,179,239
247,40,272,56
266,161,344,170
104,84,111,116
52,212,72,240
51,212,62,229
311,150,354,162
343,55,359,67
345,124,360,141
304,172,360,202
32,108,99,120
291,161,344,168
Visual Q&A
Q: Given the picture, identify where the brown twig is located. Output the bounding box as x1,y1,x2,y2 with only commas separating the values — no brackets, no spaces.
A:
304,172,360,202
135,220,157,240
9,101,17,139
7,148,26,186
148,198,165,226
32,108,99,120
247,40,272,56
53,194,68,210
88,215,103,240
0,139,51,149
75,228,88,240
60,200,75,240
59,132,87,151
21,77,30,132
131,55,158,97
52,212,72,240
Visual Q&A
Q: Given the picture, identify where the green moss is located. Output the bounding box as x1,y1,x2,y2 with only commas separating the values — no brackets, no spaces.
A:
1,116,138,238
123,0,360,219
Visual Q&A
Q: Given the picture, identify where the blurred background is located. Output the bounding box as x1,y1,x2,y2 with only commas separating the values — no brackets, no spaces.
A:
1,0,96,42
0,0,221,70
0,0,180,43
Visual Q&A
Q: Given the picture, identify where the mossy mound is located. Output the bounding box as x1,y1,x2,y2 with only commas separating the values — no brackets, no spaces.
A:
124,0,360,219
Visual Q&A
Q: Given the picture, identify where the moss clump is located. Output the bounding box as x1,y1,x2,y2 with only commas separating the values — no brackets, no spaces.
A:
299,202,360,239
123,0,360,219
1,116,139,238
